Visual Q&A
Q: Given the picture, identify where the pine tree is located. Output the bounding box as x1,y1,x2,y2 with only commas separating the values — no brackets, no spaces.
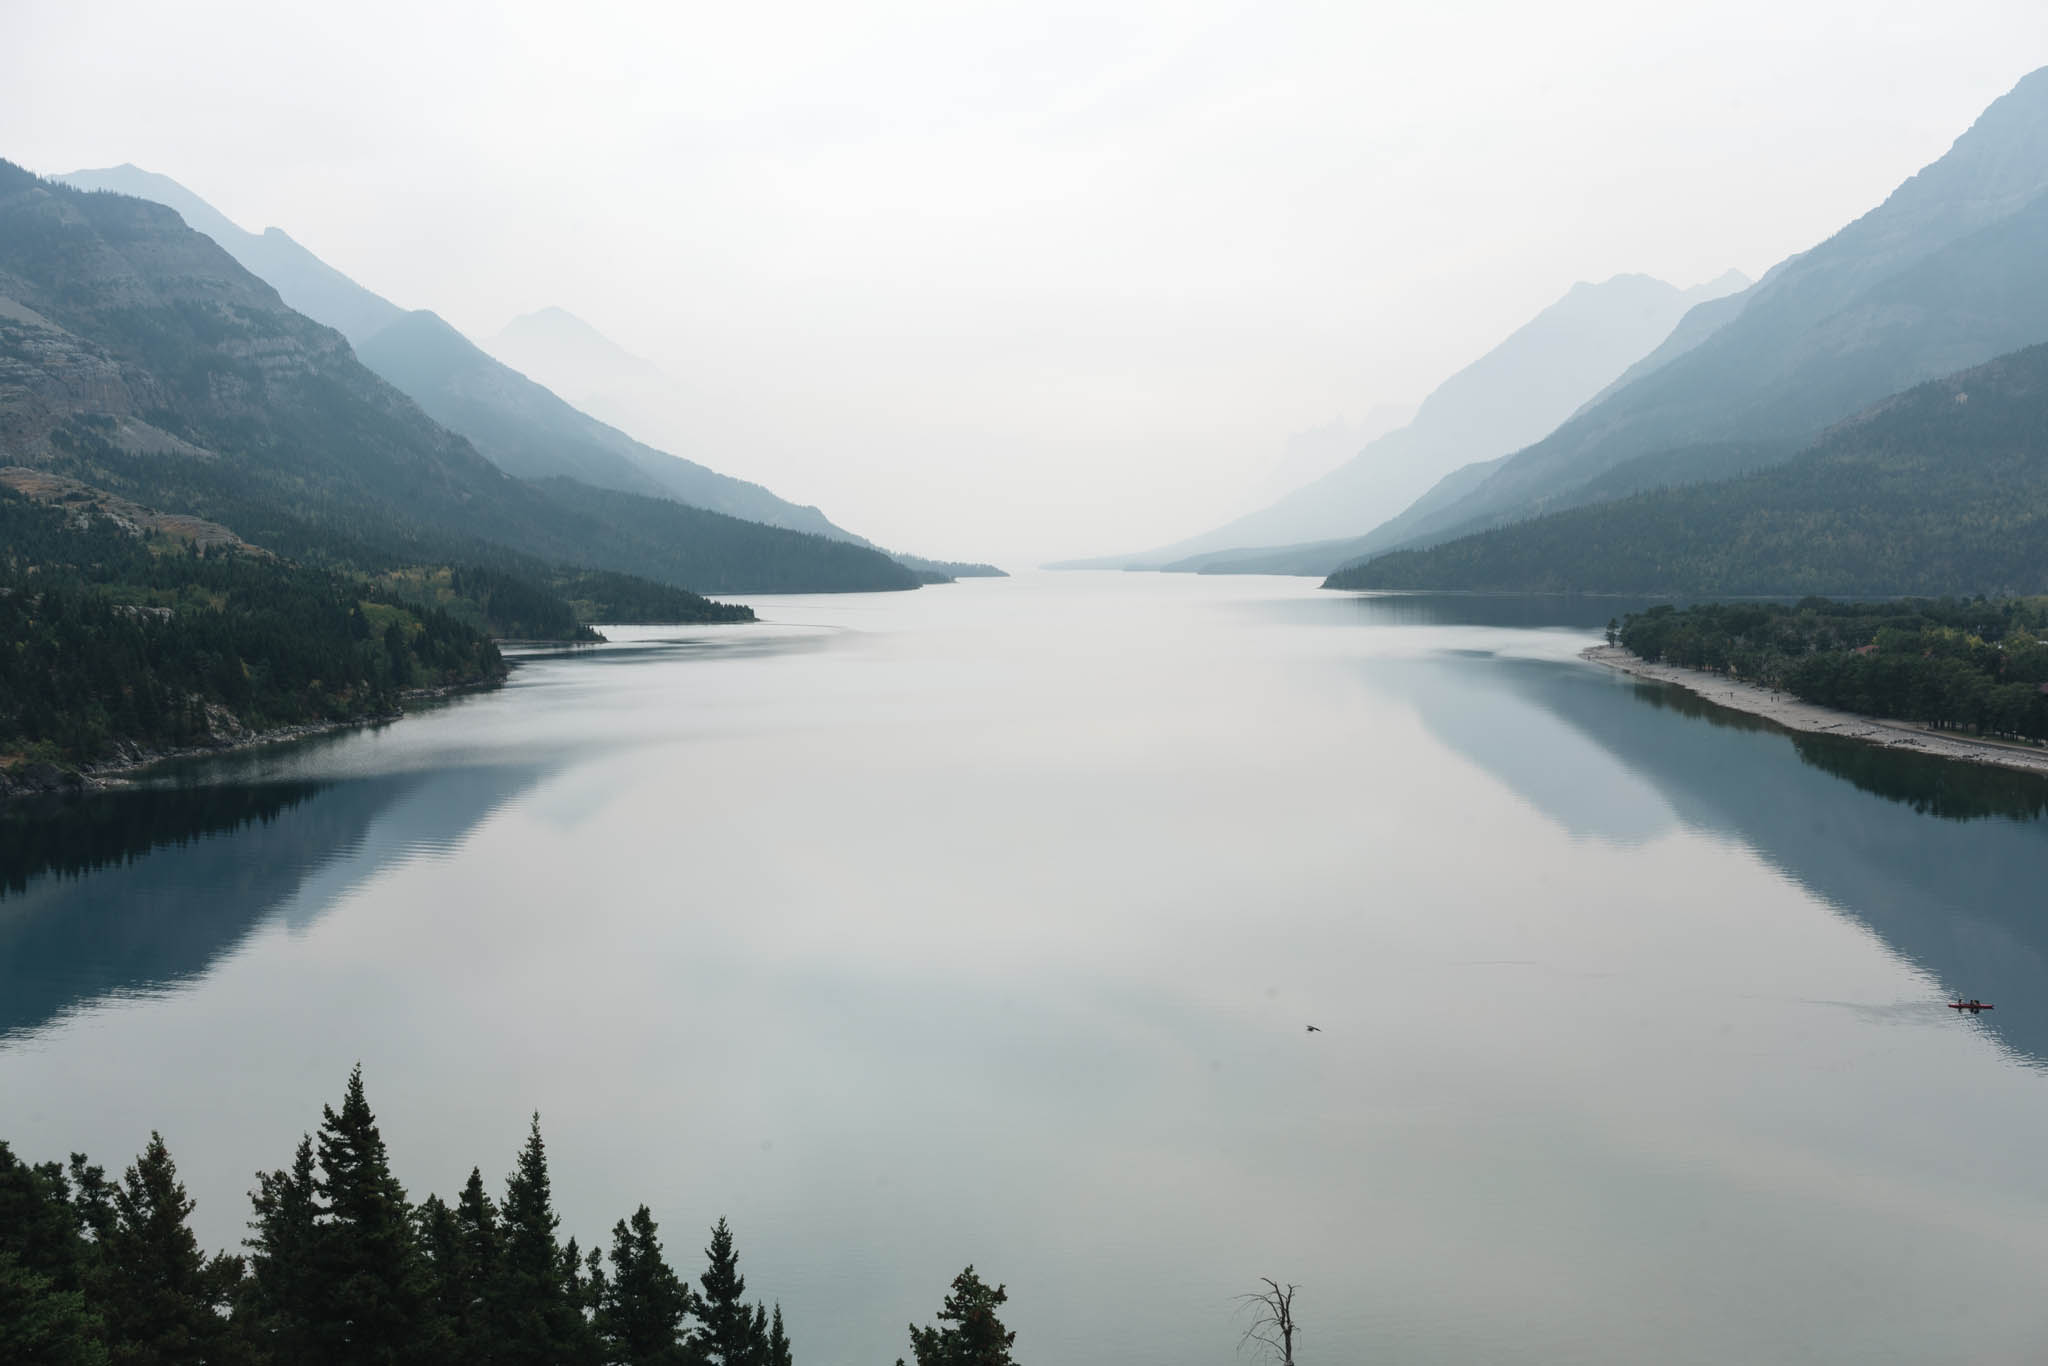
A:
0,1249,108,1366
493,1115,591,1366
241,1136,320,1365
449,1168,502,1362
562,1236,603,1366
596,1206,693,1366
67,1155,116,1246
693,1217,766,1366
766,1302,793,1366
98,1132,242,1366
0,1142,105,1366
311,1065,427,1365
900,1266,1017,1366
579,1240,607,1349
414,1196,463,1365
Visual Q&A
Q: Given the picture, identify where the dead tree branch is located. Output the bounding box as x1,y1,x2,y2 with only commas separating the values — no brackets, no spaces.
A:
1234,1277,1300,1365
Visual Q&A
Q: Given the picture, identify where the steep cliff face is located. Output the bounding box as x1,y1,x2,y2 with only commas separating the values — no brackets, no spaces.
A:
0,299,158,457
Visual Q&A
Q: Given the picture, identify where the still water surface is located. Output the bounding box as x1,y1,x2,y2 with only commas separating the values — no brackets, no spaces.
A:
6,573,2048,1363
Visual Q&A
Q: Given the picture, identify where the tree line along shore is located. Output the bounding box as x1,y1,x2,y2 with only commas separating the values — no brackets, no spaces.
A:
1590,598,2048,772
0,484,753,791
0,1067,1022,1366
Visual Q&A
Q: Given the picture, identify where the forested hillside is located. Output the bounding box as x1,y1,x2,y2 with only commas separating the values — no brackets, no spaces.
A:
0,489,505,767
0,161,919,595
1330,342,2048,596
0,480,757,776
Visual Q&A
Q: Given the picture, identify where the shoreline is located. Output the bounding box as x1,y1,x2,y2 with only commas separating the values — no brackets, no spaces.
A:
1581,645,2048,777
0,676,505,803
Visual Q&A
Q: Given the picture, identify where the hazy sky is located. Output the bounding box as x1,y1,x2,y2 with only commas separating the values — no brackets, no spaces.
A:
5,2,2045,562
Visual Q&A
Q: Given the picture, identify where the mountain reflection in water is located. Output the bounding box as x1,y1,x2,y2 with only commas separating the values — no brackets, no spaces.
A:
1404,648,2048,1067
0,764,554,1039
8,581,2048,1365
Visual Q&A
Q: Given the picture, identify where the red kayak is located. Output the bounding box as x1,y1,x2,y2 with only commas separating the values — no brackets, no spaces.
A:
1948,1001,1994,1011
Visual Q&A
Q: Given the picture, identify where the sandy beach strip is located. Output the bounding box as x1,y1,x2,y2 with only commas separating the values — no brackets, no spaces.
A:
1580,644,2048,778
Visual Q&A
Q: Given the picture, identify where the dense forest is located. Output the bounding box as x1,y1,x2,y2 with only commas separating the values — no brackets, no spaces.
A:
381,566,752,640
0,485,750,772
0,492,505,766
0,1069,1016,1365
1616,598,2048,741
1328,343,2048,596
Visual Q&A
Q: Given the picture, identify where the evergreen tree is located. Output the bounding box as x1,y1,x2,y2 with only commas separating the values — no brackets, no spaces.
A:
0,1144,95,1300
448,1168,502,1362
413,1196,463,1365
900,1267,1016,1366
311,1065,427,1365
562,1237,603,1366
766,1303,792,1366
0,1249,108,1366
240,1137,319,1365
493,1116,591,1366
0,1142,106,1366
596,1206,693,1366
694,1217,768,1366
578,1239,608,1361
67,1156,117,1246
98,1133,241,1366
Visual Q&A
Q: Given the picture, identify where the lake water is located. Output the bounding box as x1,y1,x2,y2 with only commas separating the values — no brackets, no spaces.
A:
6,573,2048,1364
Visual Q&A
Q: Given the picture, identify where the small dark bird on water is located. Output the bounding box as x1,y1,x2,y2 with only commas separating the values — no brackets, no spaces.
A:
1305,1025,1322,1033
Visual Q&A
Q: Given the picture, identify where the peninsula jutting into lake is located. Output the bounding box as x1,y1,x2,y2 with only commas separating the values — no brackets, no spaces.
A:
1580,598,2048,777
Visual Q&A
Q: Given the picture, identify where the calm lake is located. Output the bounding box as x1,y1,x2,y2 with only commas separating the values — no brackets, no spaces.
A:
7,573,2048,1364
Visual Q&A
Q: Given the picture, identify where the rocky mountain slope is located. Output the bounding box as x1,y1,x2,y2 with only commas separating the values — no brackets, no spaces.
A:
0,161,919,593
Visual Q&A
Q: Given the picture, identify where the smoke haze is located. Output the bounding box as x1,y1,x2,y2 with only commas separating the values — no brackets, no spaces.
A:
5,0,2043,560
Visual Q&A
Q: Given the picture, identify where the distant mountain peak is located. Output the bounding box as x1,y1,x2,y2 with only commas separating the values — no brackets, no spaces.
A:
1074,269,1726,569
518,304,596,327
494,306,653,361
484,306,662,402
1688,268,1752,299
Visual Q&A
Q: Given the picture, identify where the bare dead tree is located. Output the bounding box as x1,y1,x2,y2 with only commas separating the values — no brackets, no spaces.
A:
1235,1277,1300,1365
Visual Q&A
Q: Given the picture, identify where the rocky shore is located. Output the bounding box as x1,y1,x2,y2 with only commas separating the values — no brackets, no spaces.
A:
1581,644,2048,777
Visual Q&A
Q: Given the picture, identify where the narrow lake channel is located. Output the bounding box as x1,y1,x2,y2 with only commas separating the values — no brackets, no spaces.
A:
7,573,2048,1364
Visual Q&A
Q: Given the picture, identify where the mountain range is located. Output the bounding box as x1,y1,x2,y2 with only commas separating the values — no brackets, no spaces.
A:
1083,64,2048,598
1330,340,2048,595
54,166,889,544
1334,63,2048,568
0,161,921,594
1059,269,1747,572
